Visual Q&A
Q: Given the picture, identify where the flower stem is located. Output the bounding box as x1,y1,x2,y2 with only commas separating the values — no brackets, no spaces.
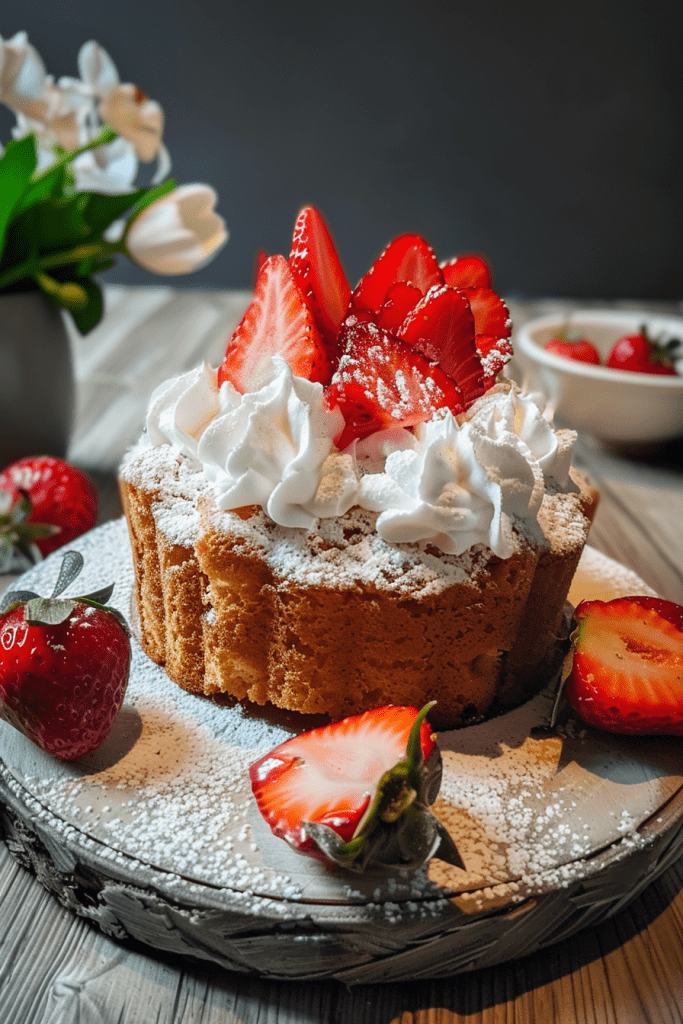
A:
0,241,122,291
29,126,118,188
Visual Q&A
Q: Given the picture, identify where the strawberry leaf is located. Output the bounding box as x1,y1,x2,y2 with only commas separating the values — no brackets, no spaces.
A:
0,590,39,614
24,597,77,626
51,551,84,598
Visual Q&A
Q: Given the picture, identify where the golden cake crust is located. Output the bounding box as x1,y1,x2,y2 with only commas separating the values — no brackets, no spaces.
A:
119,441,596,729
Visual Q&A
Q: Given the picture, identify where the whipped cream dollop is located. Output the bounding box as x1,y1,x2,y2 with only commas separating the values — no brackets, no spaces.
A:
145,359,576,556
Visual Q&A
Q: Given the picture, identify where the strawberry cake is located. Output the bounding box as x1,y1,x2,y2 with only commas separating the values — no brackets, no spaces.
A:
119,209,597,730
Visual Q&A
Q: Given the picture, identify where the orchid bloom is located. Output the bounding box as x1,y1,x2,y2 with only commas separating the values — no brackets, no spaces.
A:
1,33,94,152
125,184,228,275
77,40,170,181
0,32,47,119
70,135,139,194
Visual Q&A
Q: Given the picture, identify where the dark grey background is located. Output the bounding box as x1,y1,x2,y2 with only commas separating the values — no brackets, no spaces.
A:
2,0,682,298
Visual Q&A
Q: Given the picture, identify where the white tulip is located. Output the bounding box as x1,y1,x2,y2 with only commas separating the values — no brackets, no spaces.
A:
125,184,228,275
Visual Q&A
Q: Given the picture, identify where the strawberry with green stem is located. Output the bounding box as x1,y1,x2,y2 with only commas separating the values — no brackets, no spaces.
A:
249,701,463,873
606,326,679,375
0,550,130,759
0,456,98,565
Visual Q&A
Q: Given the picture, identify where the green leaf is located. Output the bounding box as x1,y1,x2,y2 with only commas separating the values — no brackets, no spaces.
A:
80,188,149,236
0,136,38,262
29,195,91,252
67,276,104,334
14,161,71,213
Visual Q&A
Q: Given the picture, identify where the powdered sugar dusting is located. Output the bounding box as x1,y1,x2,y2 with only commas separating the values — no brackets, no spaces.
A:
1,522,678,926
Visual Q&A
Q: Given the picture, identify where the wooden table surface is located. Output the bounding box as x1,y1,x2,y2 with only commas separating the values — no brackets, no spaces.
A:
1,286,682,1023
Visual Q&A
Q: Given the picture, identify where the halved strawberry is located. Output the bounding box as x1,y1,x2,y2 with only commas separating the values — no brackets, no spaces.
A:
249,702,463,872
289,205,351,357
325,320,464,449
396,285,484,405
565,596,683,736
350,233,443,317
441,254,492,290
218,254,331,392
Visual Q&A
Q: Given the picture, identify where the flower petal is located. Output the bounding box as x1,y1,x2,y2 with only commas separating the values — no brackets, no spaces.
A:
126,184,228,275
77,40,120,94
99,82,164,162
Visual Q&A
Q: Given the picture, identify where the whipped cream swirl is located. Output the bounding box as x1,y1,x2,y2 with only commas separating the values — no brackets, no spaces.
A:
146,360,576,556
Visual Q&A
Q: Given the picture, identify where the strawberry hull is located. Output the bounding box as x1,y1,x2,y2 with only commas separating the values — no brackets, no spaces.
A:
248,703,463,872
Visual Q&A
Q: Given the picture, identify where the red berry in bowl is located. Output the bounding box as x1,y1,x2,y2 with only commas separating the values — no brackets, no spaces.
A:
606,327,678,375
543,336,601,365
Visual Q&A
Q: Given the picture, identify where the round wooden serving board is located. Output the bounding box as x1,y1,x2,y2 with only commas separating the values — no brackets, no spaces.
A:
1,519,682,984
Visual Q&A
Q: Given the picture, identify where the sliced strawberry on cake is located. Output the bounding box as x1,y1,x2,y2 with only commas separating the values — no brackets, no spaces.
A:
566,596,683,735
376,281,423,335
326,320,464,449
440,253,493,290
289,206,351,360
218,254,333,392
249,702,463,872
396,285,484,406
350,233,443,318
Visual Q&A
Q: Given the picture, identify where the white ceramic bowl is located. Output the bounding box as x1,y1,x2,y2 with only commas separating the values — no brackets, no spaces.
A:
515,310,683,447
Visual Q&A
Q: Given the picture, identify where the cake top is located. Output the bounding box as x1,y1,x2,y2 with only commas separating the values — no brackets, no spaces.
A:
134,208,578,557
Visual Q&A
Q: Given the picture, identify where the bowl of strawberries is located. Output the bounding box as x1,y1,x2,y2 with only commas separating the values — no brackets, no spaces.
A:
515,310,683,448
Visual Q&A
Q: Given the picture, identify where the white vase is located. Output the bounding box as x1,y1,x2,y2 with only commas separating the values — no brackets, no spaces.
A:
0,292,75,467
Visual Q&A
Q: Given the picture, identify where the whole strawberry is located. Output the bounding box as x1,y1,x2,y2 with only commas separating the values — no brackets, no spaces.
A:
249,702,463,873
606,327,678,375
0,456,98,559
566,596,683,736
543,335,601,365
0,552,130,760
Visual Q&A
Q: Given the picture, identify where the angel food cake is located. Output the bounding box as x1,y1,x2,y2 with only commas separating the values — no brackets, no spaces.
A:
119,208,596,729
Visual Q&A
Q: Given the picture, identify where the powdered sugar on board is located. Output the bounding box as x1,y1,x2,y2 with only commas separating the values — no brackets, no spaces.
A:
0,521,681,918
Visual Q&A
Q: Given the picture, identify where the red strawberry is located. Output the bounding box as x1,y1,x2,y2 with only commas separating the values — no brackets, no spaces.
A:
440,254,492,290
326,320,464,449
543,336,601,365
0,456,97,559
565,596,683,736
249,702,463,872
606,327,677,375
218,254,331,393
377,281,423,334
397,285,484,405
289,205,351,356
350,233,443,318
0,551,131,760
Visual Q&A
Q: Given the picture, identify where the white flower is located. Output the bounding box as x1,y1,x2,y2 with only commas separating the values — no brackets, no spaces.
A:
1,33,94,151
77,40,170,177
0,32,47,116
70,135,139,193
125,184,228,275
